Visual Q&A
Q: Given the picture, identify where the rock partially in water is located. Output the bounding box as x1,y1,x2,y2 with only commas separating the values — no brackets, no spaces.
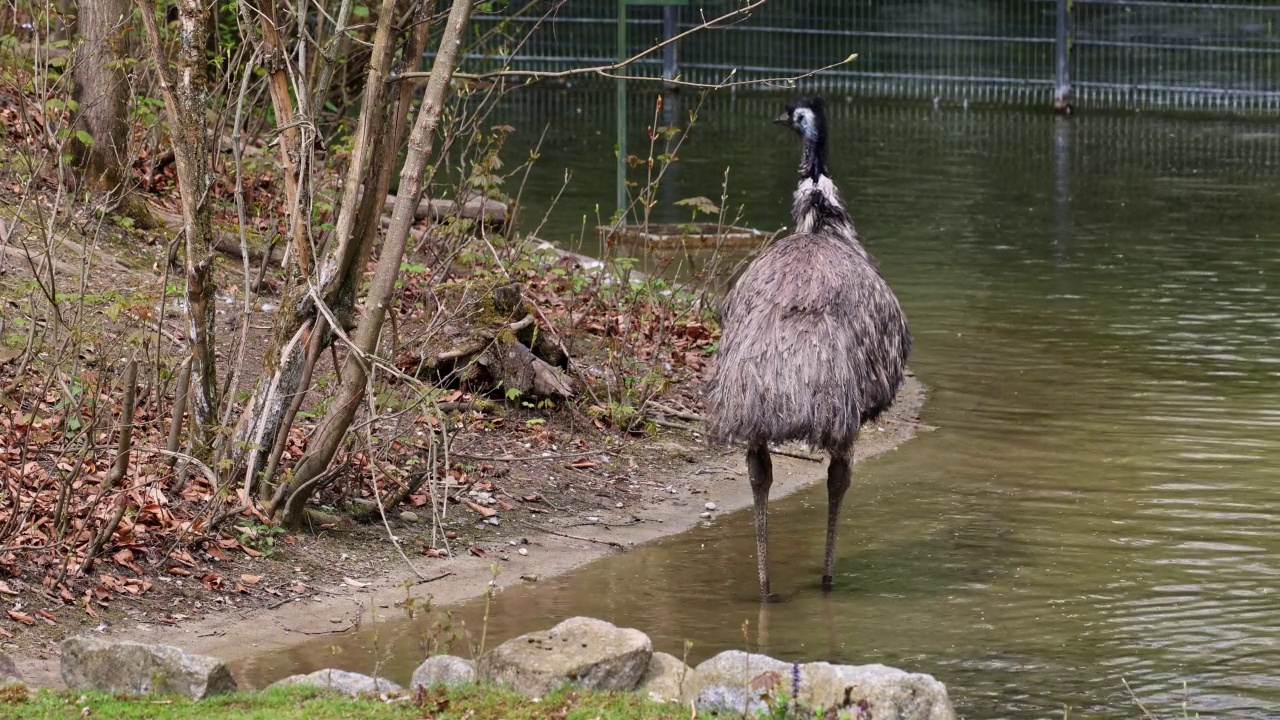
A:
637,651,696,702
0,653,22,685
477,616,652,696
411,655,475,690
690,650,955,720
60,636,237,699
270,668,404,696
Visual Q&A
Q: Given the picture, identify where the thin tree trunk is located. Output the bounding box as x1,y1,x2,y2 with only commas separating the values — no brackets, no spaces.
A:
277,0,475,528
240,0,310,276
136,0,218,457
71,0,130,191
225,0,430,499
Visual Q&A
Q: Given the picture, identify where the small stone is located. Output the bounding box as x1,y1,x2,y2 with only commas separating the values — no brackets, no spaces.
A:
60,636,237,699
615,501,624,508
520,574,538,582
270,669,404,696
410,655,475,690
486,517,501,526
704,502,717,511
517,548,528,556
637,652,696,703
585,516,601,523
477,617,652,696
400,511,420,524
445,531,458,539
0,653,23,686
699,511,712,519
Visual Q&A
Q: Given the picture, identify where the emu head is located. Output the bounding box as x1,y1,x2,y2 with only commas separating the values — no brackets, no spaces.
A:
775,96,829,180
774,96,828,144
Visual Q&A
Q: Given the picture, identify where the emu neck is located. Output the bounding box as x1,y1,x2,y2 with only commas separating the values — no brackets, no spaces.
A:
791,171,862,253
800,133,828,182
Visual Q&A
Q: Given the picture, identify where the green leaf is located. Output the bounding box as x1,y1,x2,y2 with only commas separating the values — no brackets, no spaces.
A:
75,129,94,146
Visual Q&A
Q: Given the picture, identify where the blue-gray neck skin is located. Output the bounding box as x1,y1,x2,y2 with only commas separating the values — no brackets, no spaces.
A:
792,130,863,254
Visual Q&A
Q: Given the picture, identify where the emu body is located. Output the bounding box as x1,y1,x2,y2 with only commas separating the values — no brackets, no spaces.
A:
705,97,911,599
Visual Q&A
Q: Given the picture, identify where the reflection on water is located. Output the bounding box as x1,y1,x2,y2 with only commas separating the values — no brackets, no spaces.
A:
242,93,1280,719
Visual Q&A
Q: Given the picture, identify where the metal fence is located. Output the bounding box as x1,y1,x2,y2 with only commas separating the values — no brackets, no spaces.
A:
461,1,1280,114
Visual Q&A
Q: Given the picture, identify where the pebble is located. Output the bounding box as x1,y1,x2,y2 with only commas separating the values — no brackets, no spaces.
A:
699,511,712,519
704,502,717,511
444,531,457,539
400,511,420,524
517,548,528,556
520,574,538,582
486,517,501,526
585,516,601,523
615,501,624,508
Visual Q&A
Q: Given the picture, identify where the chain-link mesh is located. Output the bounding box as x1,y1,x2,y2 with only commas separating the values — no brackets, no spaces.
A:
460,1,1280,114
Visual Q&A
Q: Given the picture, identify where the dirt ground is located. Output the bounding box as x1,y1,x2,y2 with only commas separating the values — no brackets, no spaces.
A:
8,376,927,688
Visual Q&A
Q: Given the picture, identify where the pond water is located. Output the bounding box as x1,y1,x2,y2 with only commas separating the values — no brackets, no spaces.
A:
249,91,1280,718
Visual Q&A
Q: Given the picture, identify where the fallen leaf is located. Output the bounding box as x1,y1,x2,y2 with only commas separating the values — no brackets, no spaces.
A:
468,546,487,558
167,567,191,577
465,501,497,518
6,609,35,625
240,574,261,584
234,583,247,594
289,584,307,594
422,547,445,559
570,458,598,469
241,546,263,558
0,581,16,596
37,609,56,625
497,500,515,511
342,577,370,588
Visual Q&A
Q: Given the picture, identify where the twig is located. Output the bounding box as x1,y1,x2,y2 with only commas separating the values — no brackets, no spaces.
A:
768,447,823,463
648,402,704,423
516,520,626,551
165,358,191,469
80,360,138,574
414,571,454,585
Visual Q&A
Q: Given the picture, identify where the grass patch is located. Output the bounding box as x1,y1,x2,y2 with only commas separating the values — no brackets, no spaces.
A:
6,685,710,720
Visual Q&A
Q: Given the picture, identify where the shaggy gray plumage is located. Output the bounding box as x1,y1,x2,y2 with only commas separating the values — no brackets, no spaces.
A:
704,96,911,598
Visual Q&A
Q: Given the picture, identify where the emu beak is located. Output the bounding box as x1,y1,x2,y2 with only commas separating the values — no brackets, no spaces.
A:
773,112,789,126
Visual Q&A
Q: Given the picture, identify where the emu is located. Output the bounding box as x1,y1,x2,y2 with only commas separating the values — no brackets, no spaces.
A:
705,97,911,599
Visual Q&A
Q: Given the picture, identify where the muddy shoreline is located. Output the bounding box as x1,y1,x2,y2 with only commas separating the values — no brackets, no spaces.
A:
12,377,926,688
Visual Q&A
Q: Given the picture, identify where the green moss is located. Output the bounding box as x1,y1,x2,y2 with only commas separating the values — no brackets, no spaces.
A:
9,685,709,720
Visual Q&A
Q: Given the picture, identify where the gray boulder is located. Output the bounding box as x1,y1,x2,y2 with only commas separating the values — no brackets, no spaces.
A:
477,616,652,696
690,650,955,720
269,668,404,696
60,636,237,699
410,655,475,690
0,653,21,685
637,651,695,702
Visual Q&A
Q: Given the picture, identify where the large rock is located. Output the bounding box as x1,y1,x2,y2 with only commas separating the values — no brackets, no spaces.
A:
411,655,475,690
0,653,21,685
637,651,696,703
269,668,404,696
60,636,237,699
690,650,955,720
477,616,652,696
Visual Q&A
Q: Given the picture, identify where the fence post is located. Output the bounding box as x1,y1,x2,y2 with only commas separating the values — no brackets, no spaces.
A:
617,0,628,220
662,5,678,86
1054,0,1074,114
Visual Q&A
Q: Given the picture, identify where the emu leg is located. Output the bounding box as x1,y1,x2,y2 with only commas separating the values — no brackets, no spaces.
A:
822,453,852,591
747,443,774,599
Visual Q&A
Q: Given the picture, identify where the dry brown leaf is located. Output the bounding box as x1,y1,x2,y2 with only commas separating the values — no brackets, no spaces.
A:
167,567,191,577
240,574,260,584
342,577,370,588
468,546,487,558
465,501,496,518
241,546,263,558
6,609,35,625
